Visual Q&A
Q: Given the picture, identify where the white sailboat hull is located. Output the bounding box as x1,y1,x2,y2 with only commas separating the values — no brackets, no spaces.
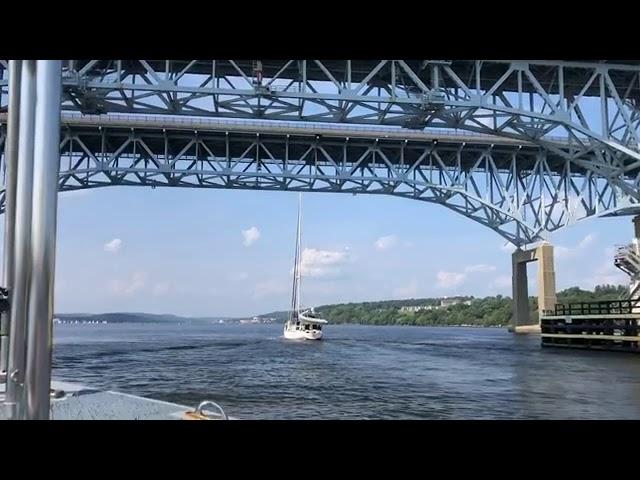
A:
283,326,323,341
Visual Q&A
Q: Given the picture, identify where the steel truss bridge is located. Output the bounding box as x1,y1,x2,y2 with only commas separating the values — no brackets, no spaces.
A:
1,60,640,246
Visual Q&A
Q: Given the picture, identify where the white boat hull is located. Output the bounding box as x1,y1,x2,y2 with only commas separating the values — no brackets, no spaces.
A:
283,327,323,341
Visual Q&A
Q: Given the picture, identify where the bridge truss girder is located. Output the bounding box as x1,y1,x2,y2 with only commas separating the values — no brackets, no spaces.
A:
1,60,638,174
1,121,638,246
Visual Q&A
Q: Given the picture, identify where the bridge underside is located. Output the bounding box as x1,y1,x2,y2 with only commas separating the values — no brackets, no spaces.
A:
1,115,639,246
2,60,639,172
1,59,640,246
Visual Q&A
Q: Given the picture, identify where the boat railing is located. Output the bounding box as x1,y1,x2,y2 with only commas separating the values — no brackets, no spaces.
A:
551,299,638,316
195,400,228,420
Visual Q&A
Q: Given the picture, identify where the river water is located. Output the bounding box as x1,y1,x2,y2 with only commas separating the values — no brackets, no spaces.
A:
52,322,640,419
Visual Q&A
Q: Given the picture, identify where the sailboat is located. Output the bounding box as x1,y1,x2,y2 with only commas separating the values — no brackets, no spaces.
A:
283,194,328,340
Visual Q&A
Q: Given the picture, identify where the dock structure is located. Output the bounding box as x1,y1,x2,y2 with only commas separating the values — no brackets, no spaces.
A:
539,215,640,353
540,300,640,353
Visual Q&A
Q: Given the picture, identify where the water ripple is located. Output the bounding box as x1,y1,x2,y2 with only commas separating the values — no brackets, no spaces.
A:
52,323,640,419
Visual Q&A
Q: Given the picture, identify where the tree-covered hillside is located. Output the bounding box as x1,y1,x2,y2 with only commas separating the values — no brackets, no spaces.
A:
307,284,628,327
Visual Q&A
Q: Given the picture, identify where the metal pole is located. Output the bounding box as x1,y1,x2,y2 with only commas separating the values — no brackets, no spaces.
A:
24,60,62,420
5,61,37,419
0,60,22,381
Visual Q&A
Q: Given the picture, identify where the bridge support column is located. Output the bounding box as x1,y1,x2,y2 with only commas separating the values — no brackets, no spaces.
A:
509,242,556,334
511,249,532,332
536,242,557,315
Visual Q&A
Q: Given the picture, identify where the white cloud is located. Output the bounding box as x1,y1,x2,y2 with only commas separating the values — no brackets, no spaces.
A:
436,271,466,288
464,264,497,273
242,227,261,247
555,233,597,260
374,235,398,251
109,271,146,296
577,233,596,249
435,263,496,289
253,279,288,299
300,248,349,278
104,238,122,253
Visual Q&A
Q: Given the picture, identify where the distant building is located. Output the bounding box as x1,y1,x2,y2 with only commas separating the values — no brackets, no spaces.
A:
440,297,473,308
399,305,434,313
240,316,272,324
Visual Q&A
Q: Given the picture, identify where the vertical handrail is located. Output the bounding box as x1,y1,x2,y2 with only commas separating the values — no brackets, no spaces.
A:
0,60,21,381
24,60,62,420
5,61,37,419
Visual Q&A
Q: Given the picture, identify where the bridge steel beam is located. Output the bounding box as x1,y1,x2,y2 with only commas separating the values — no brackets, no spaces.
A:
1,60,638,177
0,117,638,247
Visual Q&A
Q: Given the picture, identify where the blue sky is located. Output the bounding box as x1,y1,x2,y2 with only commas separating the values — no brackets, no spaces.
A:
2,184,624,318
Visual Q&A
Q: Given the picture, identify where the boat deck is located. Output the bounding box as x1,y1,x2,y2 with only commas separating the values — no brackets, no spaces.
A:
0,380,232,420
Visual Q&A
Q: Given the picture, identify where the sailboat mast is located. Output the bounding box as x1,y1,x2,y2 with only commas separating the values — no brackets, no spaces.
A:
296,193,302,314
290,193,302,320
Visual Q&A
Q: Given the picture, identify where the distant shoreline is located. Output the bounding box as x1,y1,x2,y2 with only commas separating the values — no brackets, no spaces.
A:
54,318,507,329
306,323,507,329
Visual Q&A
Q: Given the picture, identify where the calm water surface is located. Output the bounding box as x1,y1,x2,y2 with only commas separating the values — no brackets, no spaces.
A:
52,323,640,419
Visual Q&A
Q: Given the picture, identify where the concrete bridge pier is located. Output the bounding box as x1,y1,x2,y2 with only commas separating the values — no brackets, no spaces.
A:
510,242,557,334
